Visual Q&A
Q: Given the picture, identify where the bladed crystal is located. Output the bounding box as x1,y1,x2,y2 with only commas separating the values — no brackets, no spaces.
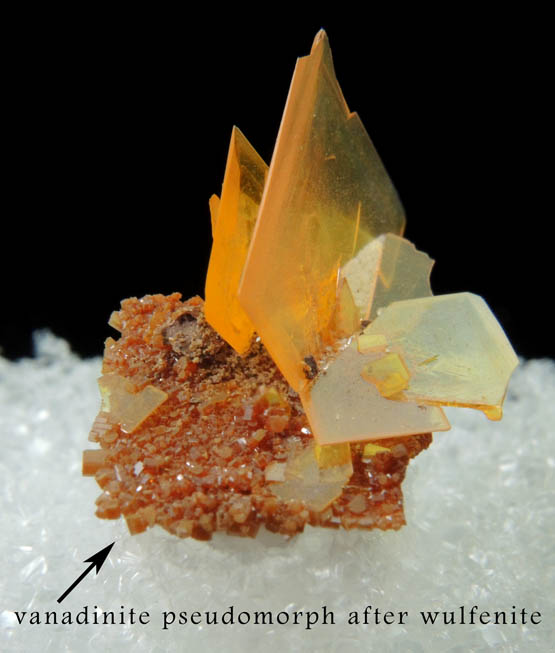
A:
238,30,405,391
301,339,450,445
363,293,519,418
205,128,268,354
343,233,434,320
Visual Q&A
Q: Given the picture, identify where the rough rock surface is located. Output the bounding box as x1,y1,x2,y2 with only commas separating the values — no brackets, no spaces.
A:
85,293,431,540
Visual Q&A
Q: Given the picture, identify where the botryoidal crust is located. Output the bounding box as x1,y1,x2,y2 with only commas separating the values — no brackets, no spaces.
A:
83,293,431,541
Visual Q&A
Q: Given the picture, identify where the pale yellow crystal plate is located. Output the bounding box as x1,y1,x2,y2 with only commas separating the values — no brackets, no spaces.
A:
363,292,519,419
302,339,450,445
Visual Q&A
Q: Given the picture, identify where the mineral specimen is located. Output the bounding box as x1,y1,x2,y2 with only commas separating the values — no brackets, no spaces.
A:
83,31,517,540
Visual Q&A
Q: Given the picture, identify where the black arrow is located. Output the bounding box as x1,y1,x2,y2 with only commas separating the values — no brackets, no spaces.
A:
57,542,115,603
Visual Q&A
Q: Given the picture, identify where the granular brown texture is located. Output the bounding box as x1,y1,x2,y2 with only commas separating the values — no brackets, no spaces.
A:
83,293,432,540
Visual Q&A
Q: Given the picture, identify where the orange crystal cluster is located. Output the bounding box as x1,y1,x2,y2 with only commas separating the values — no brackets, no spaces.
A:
83,32,518,540
205,31,517,441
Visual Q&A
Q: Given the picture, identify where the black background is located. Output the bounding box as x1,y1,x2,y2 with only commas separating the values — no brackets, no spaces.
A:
2,10,550,360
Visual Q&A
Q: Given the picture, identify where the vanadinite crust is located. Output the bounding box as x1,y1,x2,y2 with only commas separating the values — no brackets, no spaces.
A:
83,294,431,540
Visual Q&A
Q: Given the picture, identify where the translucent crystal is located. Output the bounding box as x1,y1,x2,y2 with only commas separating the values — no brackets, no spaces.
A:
314,442,351,469
363,292,519,419
270,442,353,511
82,449,109,476
302,339,449,445
238,31,405,391
343,233,434,320
357,333,388,354
328,274,361,340
361,352,410,397
208,194,220,233
362,443,391,458
98,373,168,434
205,127,268,354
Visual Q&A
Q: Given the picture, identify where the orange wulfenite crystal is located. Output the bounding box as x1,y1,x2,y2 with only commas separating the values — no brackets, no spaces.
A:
205,127,268,354
237,31,405,392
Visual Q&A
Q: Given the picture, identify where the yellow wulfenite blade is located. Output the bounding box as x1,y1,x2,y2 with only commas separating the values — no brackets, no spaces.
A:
205,127,268,354
357,333,388,354
361,352,411,397
343,233,434,320
362,443,391,459
302,339,450,445
328,274,361,340
363,293,519,418
238,31,405,391
270,442,353,512
314,442,352,469
98,374,168,434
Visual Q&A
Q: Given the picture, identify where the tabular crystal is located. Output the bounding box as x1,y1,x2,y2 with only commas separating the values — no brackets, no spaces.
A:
363,292,519,418
238,31,405,391
343,233,434,320
205,127,268,354
302,339,449,445
98,373,168,434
